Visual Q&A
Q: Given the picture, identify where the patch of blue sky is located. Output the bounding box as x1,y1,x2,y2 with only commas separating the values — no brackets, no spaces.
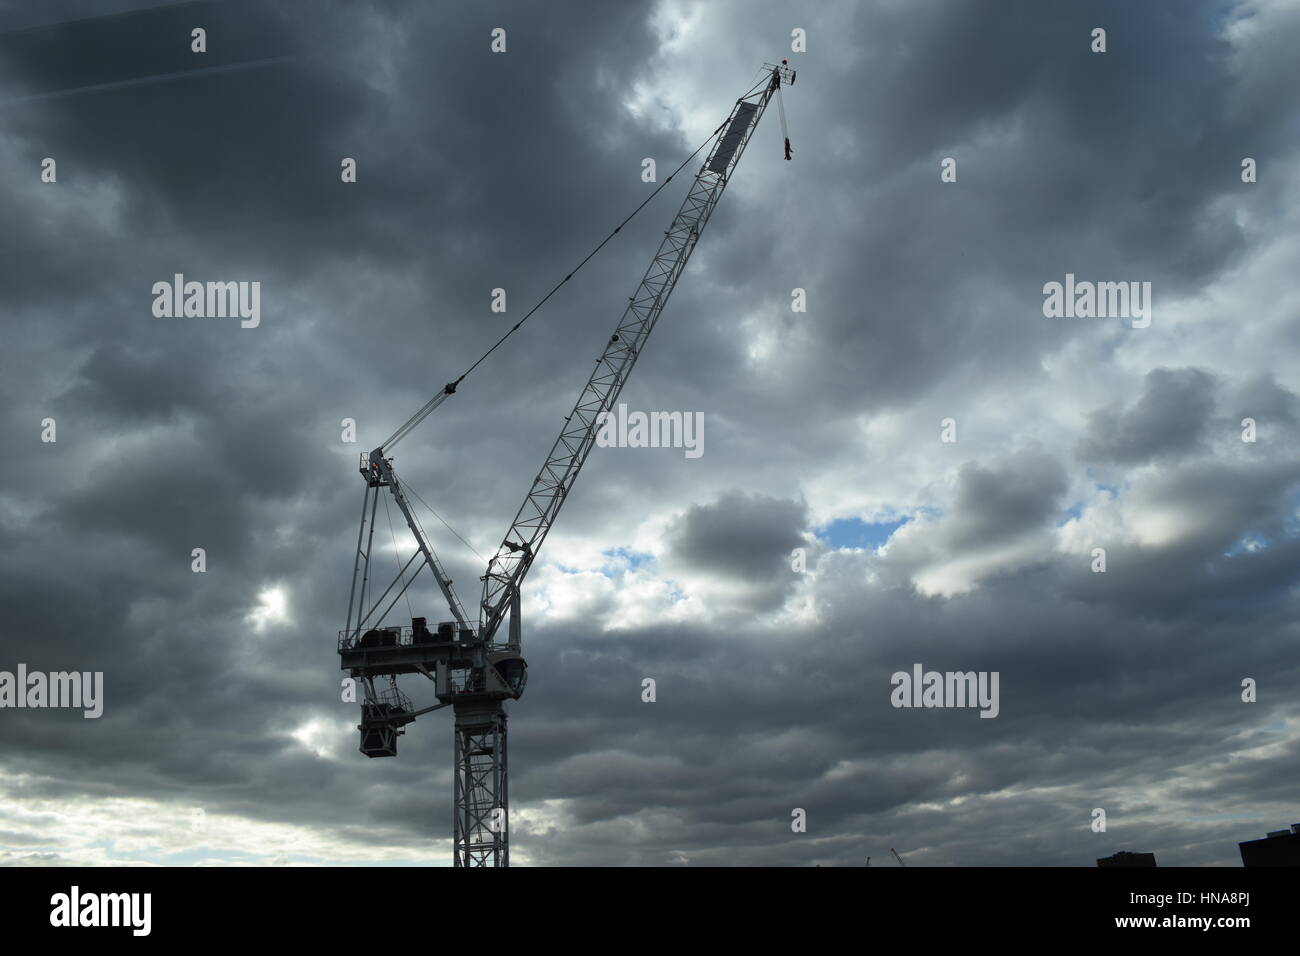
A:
815,516,910,551
1224,534,1273,558
1057,502,1084,526
600,547,654,576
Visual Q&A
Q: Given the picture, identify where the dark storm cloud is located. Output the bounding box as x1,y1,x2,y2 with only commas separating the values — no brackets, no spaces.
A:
665,490,806,580
1230,372,1300,430
944,447,1068,548
55,341,220,421
1,0,1299,868
878,446,1068,591
1077,367,1217,465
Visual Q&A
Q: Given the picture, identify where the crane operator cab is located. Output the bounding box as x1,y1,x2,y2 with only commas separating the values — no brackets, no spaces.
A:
482,649,528,700
358,686,415,758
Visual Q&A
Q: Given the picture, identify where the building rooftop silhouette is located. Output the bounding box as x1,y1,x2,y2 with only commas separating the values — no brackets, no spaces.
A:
1238,824,1300,867
1096,850,1157,867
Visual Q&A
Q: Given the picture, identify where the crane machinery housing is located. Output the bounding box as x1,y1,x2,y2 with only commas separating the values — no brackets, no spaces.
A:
338,61,796,867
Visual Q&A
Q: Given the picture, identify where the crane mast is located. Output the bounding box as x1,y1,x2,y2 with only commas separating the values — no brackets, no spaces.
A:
339,63,795,868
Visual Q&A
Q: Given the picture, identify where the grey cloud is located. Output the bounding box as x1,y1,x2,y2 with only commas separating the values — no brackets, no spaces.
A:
946,447,1069,549
1077,367,1217,465
665,490,807,584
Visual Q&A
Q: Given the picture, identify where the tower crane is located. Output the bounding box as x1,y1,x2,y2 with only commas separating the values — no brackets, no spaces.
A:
338,61,796,867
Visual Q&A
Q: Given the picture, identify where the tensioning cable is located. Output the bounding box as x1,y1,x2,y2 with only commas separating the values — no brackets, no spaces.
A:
377,85,769,454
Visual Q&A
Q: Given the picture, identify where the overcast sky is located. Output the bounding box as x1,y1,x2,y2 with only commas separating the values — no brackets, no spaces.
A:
2,0,1298,867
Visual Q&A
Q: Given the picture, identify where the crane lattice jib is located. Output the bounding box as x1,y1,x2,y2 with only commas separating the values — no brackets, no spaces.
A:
479,73,782,643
